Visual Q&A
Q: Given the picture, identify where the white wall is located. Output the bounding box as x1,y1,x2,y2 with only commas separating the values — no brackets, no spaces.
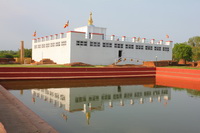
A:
74,25,106,39
32,26,172,65
32,35,71,64
70,32,172,65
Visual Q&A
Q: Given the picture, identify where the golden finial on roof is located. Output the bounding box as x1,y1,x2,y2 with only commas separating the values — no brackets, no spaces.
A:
88,12,93,25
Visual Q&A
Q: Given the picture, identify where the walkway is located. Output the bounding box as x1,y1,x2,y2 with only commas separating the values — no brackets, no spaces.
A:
0,85,58,133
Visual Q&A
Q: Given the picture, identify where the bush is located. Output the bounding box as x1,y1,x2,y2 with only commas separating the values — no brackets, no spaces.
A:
1,54,14,58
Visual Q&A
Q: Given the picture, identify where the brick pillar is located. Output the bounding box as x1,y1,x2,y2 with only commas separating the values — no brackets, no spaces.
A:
20,41,24,64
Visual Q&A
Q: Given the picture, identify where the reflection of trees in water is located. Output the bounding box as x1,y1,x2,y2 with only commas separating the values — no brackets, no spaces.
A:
173,88,185,91
173,87,200,97
187,89,200,97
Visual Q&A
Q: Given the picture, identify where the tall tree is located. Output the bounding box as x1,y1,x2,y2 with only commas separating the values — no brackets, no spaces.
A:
192,47,200,61
173,43,192,61
188,36,200,61
188,36,200,47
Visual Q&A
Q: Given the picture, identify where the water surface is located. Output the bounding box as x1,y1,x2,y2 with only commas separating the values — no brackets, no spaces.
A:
9,83,200,133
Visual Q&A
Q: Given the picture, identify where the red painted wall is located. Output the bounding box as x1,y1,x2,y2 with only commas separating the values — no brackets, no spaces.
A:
0,67,155,72
0,67,156,80
156,67,200,90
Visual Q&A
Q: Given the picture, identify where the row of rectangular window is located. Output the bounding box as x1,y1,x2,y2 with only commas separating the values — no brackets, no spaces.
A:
126,44,134,49
34,41,67,49
75,90,168,103
90,41,100,47
76,41,170,51
103,42,112,48
154,46,161,51
33,90,65,101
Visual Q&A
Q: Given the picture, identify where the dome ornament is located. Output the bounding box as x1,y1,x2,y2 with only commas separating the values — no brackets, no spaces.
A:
88,12,93,25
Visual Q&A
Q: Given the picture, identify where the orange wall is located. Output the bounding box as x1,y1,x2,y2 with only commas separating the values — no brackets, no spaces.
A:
156,67,200,90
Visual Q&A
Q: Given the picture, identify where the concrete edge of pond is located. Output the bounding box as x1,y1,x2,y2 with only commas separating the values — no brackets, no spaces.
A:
0,85,58,133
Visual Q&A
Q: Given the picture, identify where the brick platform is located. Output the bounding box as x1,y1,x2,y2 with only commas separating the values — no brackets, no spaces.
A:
0,67,156,80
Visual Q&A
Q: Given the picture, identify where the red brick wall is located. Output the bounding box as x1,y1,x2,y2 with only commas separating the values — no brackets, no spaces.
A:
0,67,156,80
0,58,15,64
156,67,200,90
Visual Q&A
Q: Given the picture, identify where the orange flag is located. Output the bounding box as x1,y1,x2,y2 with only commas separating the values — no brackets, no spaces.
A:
166,34,169,38
64,20,69,28
32,31,36,37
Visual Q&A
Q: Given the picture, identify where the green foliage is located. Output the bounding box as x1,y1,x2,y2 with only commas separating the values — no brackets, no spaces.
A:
188,36,200,61
173,87,200,97
188,36,200,47
173,43,192,61
0,49,32,58
24,49,32,57
1,54,14,58
192,47,200,61
0,50,19,58
187,89,200,97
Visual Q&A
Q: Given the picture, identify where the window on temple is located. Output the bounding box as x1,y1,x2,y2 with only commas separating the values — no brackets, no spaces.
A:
136,45,144,50
125,44,134,49
114,43,123,48
90,41,100,47
145,46,153,50
56,42,60,46
163,47,169,51
103,42,112,48
154,46,161,51
61,41,67,46
76,41,87,46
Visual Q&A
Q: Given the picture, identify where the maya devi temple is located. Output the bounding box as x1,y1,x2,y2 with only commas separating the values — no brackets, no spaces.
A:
32,13,173,65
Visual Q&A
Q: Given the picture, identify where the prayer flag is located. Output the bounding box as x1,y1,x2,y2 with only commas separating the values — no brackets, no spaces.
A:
64,21,69,28
32,31,36,37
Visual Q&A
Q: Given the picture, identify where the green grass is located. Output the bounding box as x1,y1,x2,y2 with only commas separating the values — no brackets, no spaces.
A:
162,66,200,70
0,64,104,68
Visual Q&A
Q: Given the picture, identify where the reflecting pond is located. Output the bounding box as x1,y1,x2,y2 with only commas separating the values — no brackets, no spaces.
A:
8,79,200,133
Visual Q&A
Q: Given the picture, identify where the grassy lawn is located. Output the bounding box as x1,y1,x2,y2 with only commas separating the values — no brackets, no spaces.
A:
0,64,105,68
162,66,200,70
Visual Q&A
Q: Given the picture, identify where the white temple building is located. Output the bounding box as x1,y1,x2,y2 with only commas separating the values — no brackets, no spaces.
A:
32,13,173,65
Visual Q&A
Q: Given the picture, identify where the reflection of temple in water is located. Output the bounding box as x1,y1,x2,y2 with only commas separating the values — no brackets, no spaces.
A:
31,85,171,113
32,85,171,124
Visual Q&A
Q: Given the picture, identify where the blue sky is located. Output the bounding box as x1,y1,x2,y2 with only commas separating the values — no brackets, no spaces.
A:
1,0,200,50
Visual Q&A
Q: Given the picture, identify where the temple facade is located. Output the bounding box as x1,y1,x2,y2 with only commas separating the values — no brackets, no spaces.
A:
32,13,173,65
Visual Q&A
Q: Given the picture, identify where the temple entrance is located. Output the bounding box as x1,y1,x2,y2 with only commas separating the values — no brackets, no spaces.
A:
118,50,122,58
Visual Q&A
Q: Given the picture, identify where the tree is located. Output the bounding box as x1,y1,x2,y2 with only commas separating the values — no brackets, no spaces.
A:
0,50,17,58
188,36,200,47
173,43,192,61
24,49,32,58
188,36,200,61
1,54,14,58
192,47,200,61
18,48,32,58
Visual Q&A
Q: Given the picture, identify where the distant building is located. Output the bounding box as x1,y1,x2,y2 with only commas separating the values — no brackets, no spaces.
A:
32,13,173,65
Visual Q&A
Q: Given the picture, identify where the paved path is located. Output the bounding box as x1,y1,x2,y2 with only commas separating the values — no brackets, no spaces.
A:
0,85,58,133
